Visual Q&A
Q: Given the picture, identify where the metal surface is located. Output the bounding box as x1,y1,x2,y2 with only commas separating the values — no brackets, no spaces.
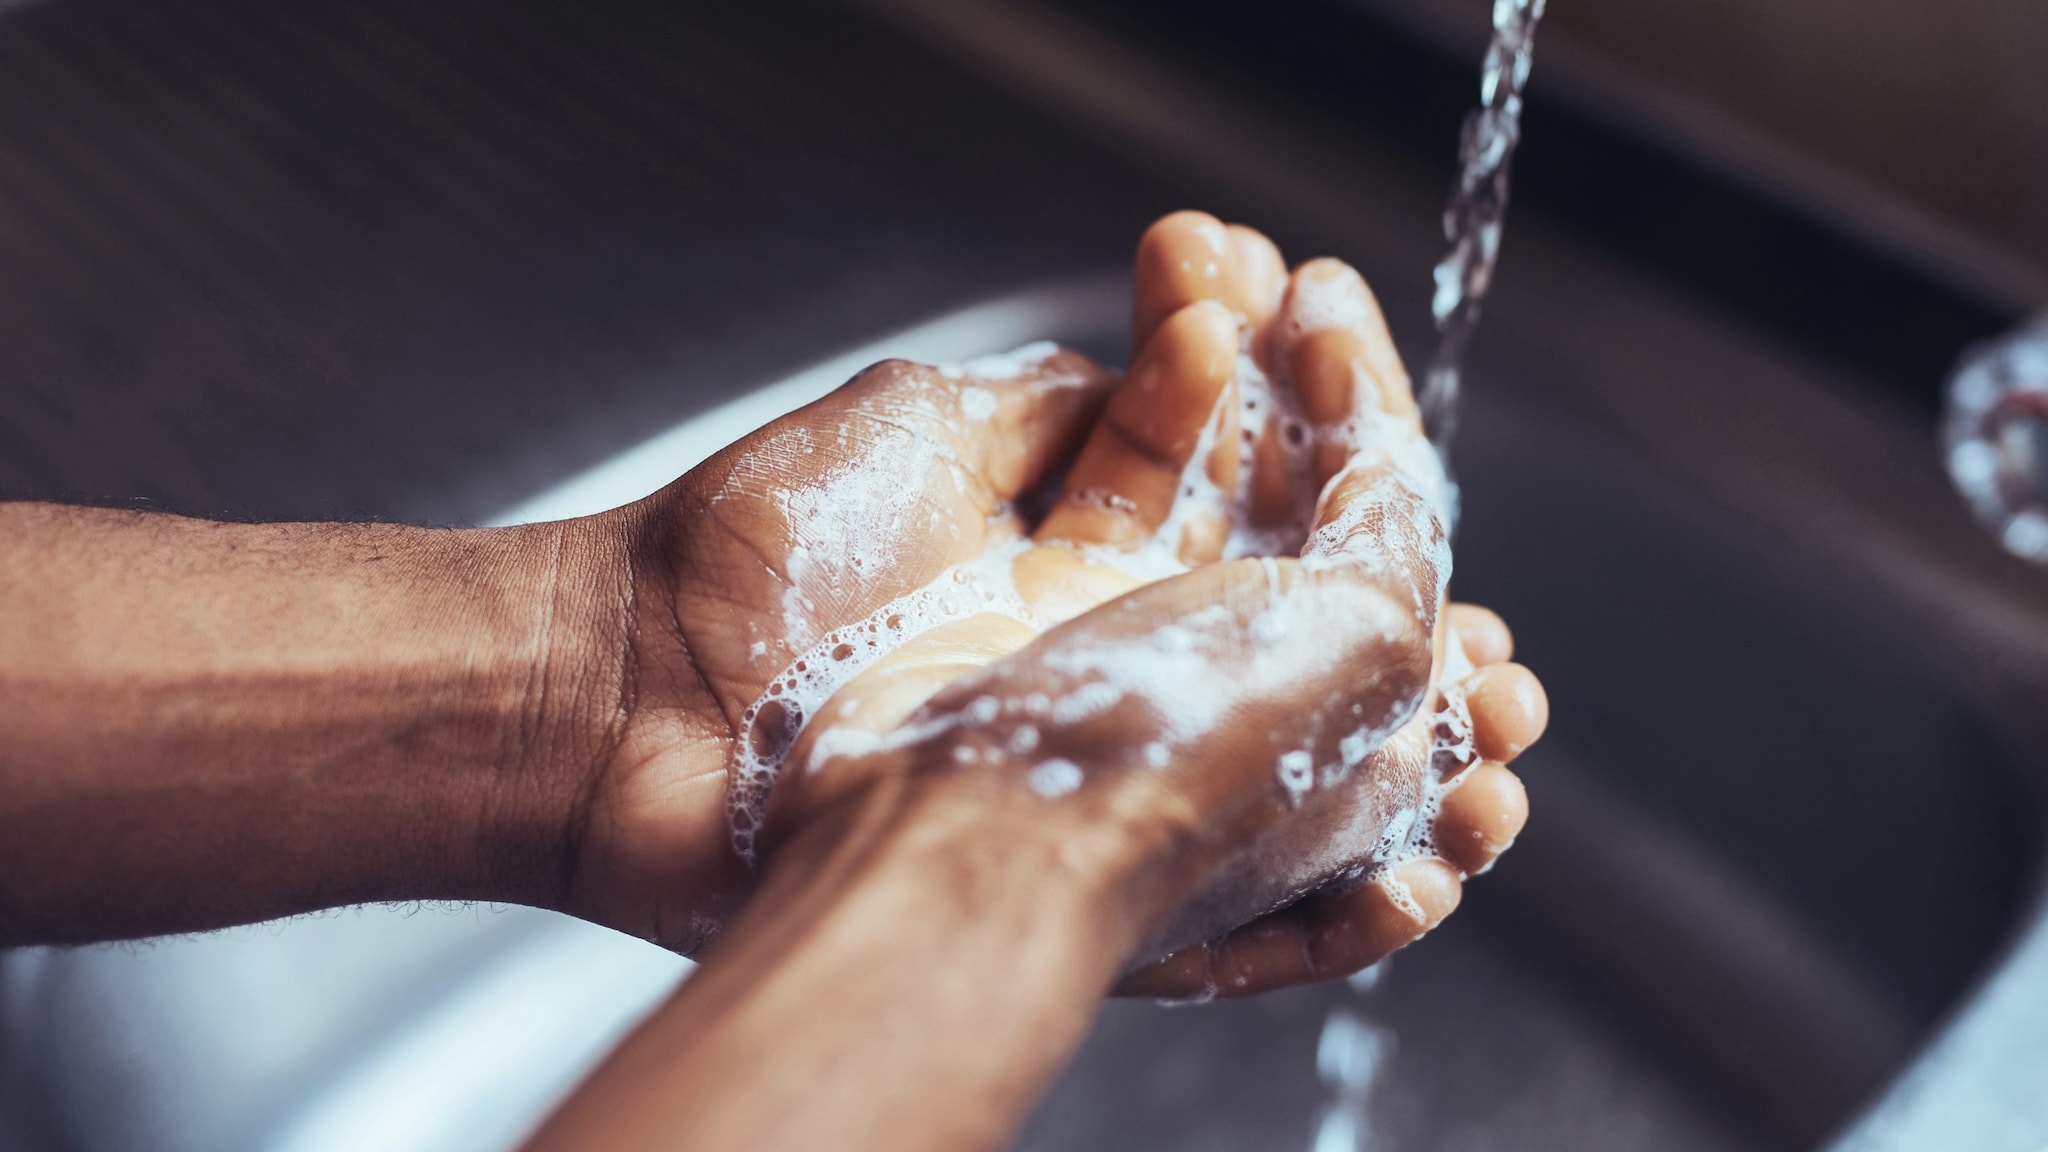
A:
0,0,1172,524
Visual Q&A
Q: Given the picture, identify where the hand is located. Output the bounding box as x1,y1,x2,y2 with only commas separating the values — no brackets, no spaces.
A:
557,212,1543,983
558,346,1118,948
0,211,1539,982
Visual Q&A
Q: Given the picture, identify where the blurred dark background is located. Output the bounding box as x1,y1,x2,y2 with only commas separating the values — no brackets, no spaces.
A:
0,0,2032,525
0,0,1171,522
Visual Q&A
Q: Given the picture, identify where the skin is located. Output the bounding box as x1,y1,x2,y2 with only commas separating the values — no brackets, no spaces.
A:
759,213,1542,987
0,212,1544,1151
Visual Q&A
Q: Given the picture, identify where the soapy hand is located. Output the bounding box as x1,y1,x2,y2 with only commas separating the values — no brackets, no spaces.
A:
560,344,1117,948
562,214,1543,993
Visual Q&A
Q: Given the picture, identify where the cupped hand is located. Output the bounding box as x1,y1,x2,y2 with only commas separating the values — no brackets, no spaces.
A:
561,346,1119,949
560,212,1543,989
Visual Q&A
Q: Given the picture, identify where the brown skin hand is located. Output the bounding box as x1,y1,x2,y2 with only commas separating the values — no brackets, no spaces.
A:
564,349,1119,950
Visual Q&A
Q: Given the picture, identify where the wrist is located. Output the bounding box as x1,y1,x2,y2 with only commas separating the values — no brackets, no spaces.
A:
526,763,1150,1152
467,513,641,911
762,762,1192,978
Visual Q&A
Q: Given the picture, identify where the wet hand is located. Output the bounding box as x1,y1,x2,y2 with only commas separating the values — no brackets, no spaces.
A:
558,347,1118,950
557,212,1545,987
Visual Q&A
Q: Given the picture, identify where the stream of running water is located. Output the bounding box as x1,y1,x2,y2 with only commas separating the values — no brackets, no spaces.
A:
1416,0,1548,531
1307,3,1547,1148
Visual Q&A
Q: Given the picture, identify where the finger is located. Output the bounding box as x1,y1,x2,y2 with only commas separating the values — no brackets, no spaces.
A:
1434,761,1528,876
1110,941,1213,1001
1035,301,1240,559
1227,223,1287,352
1114,858,1462,999
1271,259,1418,493
1008,545,1143,626
1302,461,1450,624
1266,260,1447,559
766,614,1041,831
1292,858,1462,985
1467,662,1547,762
937,347,1118,500
1447,602,1513,666
1243,383,1301,532
1272,258,1412,420
909,555,1436,939
1133,210,1253,350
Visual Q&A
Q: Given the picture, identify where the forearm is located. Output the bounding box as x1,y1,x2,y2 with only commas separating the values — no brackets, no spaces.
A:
0,502,632,944
525,772,1161,1152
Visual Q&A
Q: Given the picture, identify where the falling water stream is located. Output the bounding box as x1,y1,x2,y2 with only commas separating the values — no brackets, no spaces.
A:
1307,3,1547,1148
1416,0,1548,531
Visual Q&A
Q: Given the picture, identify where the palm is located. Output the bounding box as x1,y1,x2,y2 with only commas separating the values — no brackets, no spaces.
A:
573,352,1111,949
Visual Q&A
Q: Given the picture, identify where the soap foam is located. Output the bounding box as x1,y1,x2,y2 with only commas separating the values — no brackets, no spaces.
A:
1017,317,1457,828
747,392,982,651
1338,620,1485,883
726,533,1037,860
1026,757,1085,797
935,340,1062,380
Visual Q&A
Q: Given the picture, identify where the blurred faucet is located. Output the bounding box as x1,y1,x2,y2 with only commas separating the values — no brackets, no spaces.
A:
1945,315,2048,563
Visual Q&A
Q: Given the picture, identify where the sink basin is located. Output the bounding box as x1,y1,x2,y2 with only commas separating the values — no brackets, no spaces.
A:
7,272,2041,1152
